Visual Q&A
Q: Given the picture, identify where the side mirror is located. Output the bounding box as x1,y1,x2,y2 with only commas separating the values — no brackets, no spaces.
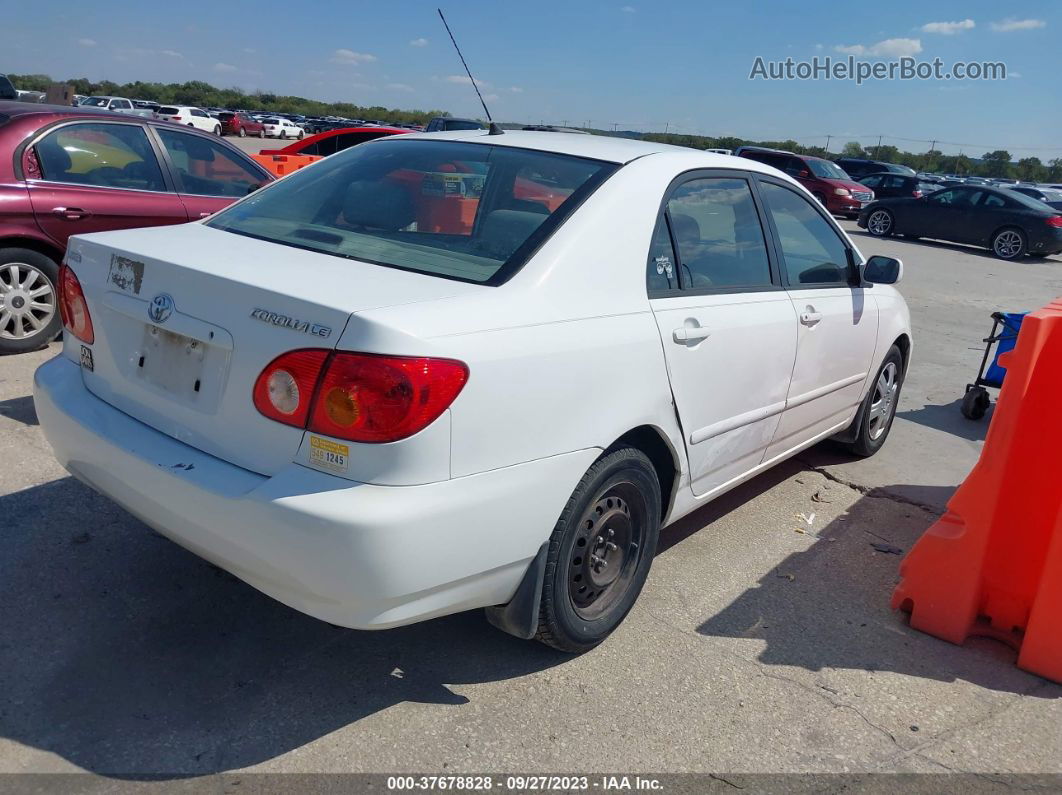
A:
863,255,903,285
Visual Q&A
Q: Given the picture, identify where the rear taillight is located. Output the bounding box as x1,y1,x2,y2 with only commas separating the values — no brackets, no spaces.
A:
58,264,94,344
912,190,923,199
252,349,330,427
253,350,468,443
1046,215,1062,229
169,116,181,121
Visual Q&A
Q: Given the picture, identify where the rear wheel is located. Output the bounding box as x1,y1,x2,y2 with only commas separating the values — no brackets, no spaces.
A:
534,447,661,653
0,248,61,355
258,128,265,138
280,130,287,140
839,346,904,457
213,125,222,136
991,227,1026,260
867,209,895,237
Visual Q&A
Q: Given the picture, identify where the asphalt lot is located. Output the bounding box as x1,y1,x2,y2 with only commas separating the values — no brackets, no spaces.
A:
2,153,1062,779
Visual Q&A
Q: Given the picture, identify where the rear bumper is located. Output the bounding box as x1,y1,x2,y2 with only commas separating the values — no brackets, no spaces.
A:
34,356,598,629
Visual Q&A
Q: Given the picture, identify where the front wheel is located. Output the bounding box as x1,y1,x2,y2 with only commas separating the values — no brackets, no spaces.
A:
839,345,904,457
534,447,661,653
213,125,222,136
0,248,62,355
866,208,895,237
238,127,247,137
991,227,1026,260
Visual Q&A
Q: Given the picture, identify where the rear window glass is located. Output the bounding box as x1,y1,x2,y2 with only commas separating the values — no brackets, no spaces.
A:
158,107,180,115
219,112,234,120
0,75,15,101
207,139,617,285
82,97,111,107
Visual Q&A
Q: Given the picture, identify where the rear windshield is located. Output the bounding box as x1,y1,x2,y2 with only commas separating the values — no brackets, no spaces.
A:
0,75,15,101
206,138,617,285
158,107,180,115
443,120,485,131
219,112,235,120
82,97,111,107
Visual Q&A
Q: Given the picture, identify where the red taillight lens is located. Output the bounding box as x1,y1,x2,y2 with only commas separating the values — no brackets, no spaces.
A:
252,349,330,427
912,190,922,199
170,116,181,121
253,350,468,443
58,264,94,344
309,352,468,443
1046,215,1062,229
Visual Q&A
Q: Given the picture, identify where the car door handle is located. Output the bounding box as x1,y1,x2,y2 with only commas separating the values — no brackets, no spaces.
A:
51,206,90,221
673,326,711,343
800,311,823,326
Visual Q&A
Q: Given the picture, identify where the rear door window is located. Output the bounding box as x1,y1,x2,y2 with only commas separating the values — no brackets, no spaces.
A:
759,181,850,285
34,122,167,192
156,128,266,197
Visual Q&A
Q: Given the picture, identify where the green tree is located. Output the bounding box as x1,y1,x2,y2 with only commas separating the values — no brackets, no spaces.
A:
1016,157,1045,183
841,141,865,157
980,150,1013,178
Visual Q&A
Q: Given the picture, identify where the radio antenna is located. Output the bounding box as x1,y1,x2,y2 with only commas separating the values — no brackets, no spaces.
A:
437,8,503,135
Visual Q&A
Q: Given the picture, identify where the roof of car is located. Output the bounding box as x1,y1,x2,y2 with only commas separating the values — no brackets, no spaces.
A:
0,100,135,120
394,129,703,164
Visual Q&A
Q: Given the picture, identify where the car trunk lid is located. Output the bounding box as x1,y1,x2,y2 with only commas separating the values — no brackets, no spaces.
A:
67,223,477,475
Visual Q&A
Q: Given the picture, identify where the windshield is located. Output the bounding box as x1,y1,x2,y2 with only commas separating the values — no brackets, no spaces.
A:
82,97,110,107
807,159,848,180
207,139,617,285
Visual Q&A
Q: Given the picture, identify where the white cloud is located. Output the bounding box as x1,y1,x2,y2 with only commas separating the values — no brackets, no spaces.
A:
330,48,377,65
814,43,823,51
213,62,238,73
243,47,256,54
386,82,414,92
441,74,492,88
834,38,922,57
990,18,1046,32
920,19,975,35
409,37,428,47
482,93,499,102
77,38,96,47
509,86,524,93
160,49,184,58
621,5,635,12
1009,71,1023,78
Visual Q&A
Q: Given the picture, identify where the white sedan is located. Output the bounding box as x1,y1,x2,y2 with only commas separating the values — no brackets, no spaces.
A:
154,106,222,135
261,117,304,139
35,131,911,652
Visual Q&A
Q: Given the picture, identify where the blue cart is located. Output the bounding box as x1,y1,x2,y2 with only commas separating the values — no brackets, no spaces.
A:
961,311,1026,420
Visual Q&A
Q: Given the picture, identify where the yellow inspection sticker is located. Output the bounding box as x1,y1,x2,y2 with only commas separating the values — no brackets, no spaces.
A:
308,435,349,474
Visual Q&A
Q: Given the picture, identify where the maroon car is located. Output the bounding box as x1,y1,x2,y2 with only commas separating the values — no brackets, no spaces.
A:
218,111,266,138
0,101,273,353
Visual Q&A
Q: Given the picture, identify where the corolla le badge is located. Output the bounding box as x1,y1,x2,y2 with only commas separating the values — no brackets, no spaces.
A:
148,293,175,324
250,307,332,338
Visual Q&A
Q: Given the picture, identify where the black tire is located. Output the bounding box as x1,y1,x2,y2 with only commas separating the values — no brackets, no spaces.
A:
238,127,247,137
960,387,990,420
866,208,895,237
258,129,265,138
214,125,222,136
0,247,62,355
280,130,287,140
813,192,827,207
535,447,661,653
991,227,1026,260
839,345,905,457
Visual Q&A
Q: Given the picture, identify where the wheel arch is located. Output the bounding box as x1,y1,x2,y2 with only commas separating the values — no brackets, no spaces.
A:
0,235,64,264
609,424,681,522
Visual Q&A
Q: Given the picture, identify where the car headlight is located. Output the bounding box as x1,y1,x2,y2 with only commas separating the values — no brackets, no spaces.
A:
834,188,851,197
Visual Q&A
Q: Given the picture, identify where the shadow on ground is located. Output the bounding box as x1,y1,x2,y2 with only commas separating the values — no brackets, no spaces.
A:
897,398,989,443
0,477,568,778
0,395,38,426
694,479,1059,699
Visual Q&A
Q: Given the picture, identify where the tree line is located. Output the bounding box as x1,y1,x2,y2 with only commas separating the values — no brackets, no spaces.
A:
6,73,449,126
641,133,1062,183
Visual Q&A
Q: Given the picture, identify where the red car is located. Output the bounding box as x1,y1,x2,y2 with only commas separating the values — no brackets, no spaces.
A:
261,125,409,157
736,146,874,219
218,111,266,138
0,101,274,353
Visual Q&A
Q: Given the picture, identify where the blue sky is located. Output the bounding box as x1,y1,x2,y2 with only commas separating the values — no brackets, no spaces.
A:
4,0,1060,159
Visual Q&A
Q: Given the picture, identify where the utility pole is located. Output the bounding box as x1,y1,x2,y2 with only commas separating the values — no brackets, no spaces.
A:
824,135,831,155
664,121,670,134
875,135,883,158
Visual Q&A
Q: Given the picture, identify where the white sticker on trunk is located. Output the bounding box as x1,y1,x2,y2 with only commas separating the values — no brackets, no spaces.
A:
308,435,349,474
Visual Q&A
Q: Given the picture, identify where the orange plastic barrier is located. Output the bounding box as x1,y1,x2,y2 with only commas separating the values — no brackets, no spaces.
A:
251,153,323,177
892,298,1062,683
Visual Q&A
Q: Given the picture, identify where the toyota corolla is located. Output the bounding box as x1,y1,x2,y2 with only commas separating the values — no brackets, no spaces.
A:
34,131,911,652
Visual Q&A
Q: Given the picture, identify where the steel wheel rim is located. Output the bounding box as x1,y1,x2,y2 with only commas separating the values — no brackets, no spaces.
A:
994,230,1022,258
868,362,899,440
569,481,647,620
868,210,892,236
0,262,56,341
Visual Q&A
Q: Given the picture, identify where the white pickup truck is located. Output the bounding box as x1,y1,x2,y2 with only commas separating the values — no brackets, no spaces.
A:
78,96,156,117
